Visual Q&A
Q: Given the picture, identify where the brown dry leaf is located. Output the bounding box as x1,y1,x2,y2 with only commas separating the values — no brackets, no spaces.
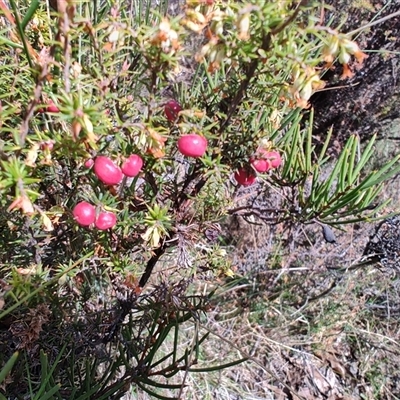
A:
147,128,167,158
269,385,289,400
10,304,51,349
8,195,35,215
307,363,331,394
314,348,349,380
29,304,50,340
147,146,165,158
124,274,142,295
0,296,4,310
297,386,315,399
326,353,348,379
103,42,113,51
72,119,82,140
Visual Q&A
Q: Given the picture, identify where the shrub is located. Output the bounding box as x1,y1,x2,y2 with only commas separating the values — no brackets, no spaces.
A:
0,0,399,398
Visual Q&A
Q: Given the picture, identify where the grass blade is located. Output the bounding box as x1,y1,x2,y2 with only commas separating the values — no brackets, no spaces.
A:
188,357,248,373
136,381,178,400
0,352,19,385
21,0,40,31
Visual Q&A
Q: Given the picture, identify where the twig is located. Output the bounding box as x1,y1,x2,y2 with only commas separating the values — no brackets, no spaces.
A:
139,245,167,288
19,64,50,147
347,10,400,36
270,0,309,36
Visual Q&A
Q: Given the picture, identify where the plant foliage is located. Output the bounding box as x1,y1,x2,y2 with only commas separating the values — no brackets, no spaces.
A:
0,0,398,398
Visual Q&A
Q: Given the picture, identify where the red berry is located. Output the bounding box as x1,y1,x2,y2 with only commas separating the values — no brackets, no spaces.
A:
177,134,207,158
121,154,143,177
47,101,60,113
234,168,256,186
164,99,182,122
84,159,94,168
73,201,96,226
95,211,117,230
39,100,60,113
93,156,123,185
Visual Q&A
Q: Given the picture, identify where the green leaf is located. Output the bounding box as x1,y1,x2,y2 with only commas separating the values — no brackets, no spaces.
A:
136,381,178,400
271,108,302,141
317,126,333,165
36,385,61,400
33,345,67,400
8,0,33,69
305,109,313,173
281,123,300,180
0,352,19,385
94,381,127,400
21,0,40,31
0,252,93,320
74,384,102,400
350,134,376,180
0,33,24,49
188,357,248,373
347,134,359,185
139,378,184,390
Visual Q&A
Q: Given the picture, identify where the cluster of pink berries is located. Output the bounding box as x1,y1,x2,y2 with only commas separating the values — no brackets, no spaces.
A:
73,154,144,229
86,154,144,185
71,99,281,228
234,149,282,186
165,100,282,184
73,201,117,230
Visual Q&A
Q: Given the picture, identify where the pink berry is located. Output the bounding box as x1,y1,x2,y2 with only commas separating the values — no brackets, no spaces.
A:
251,158,271,173
47,101,60,113
121,154,143,177
266,150,282,168
177,134,207,158
93,156,123,185
73,201,96,226
39,100,60,113
95,211,117,230
84,159,94,168
164,99,182,122
234,168,256,186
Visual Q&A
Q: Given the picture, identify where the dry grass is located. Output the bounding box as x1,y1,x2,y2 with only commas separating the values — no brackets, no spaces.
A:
129,136,400,399
130,207,400,399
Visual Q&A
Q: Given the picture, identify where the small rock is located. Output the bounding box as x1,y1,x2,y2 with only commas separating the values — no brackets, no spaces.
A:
322,224,336,243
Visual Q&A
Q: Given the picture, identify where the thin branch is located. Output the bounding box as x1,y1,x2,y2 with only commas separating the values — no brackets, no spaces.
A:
139,244,166,288
219,0,308,133
270,0,309,36
347,10,400,36
19,64,50,147
219,33,271,133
